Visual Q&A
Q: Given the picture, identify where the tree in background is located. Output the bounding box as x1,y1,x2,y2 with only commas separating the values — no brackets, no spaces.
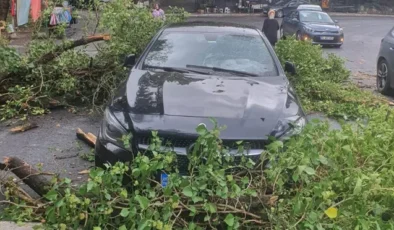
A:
0,0,10,21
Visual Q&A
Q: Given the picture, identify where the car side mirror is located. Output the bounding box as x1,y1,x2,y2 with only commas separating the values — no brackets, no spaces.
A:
292,18,298,22
284,61,296,75
124,54,136,68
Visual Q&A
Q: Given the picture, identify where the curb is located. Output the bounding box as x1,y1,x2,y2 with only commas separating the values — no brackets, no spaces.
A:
0,221,41,230
188,12,394,18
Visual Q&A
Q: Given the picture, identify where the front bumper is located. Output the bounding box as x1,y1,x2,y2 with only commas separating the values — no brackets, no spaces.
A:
95,136,265,173
302,32,344,45
95,139,133,166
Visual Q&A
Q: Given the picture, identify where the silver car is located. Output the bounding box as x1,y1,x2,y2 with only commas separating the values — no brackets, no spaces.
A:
377,27,394,95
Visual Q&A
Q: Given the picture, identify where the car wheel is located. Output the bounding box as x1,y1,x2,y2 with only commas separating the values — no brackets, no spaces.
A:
377,59,392,95
276,10,283,18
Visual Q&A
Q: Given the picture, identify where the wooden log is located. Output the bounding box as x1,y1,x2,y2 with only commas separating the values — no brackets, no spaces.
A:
76,128,96,148
9,122,38,133
2,157,52,197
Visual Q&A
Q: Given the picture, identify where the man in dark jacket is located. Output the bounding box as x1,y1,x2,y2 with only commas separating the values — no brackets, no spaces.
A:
262,10,280,47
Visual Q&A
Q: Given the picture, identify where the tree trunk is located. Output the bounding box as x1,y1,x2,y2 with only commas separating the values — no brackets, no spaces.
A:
1,157,52,197
0,0,10,21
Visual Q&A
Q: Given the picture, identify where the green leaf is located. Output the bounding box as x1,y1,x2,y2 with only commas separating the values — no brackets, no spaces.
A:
44,190,58,201
342,145,352,152
87,181,95,192
119,225,127,230
353,178,362,195
120,208,130,217
182,186,193,197
304,167,316,175
196,123,207,135
224,213,235,226
319,155,328,165
93,227,101,230
206,203,217,213
135,195,149,210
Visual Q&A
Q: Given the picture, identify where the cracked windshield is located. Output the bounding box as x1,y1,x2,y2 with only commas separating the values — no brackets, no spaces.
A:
144,31,278,76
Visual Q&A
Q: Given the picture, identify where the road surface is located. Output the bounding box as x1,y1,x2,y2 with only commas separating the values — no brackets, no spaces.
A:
1,15,393,188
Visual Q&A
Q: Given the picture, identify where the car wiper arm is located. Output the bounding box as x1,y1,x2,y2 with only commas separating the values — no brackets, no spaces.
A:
186,64,259,77
144,65,210,75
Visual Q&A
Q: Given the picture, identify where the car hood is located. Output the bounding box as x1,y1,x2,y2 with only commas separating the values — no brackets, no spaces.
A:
123,70,301,139
303,22,340,32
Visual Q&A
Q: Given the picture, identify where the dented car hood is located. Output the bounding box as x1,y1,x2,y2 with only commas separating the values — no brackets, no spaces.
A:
123,70,302,140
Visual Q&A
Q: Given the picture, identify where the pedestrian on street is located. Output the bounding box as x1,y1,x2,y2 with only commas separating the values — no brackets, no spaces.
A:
262,10,279,47
152,3,165,20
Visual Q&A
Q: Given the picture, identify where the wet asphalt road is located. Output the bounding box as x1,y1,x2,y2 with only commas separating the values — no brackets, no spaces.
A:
0,16,393,186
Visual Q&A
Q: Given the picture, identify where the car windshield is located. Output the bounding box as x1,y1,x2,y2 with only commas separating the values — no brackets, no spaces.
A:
299,11,333,23
143,31,278,76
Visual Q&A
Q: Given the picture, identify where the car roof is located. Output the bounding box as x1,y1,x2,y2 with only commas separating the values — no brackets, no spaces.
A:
297,4,322,11
163,21,261,36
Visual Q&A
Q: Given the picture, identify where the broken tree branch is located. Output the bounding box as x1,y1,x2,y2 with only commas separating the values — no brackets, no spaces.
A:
76,128,96,148
9,122,38,133
1,157,52,197
35,34,111,65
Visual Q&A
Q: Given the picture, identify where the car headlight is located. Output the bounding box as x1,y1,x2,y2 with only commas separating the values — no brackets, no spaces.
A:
339,28,344,33
304,26,314,33
272,116,306,140
100,108,128,147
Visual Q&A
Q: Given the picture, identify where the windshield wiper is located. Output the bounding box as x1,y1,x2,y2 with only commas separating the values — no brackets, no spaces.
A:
144,65,210,75
186,64,259,77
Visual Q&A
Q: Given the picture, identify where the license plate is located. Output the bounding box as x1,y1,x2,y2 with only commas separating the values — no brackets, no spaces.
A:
161,173,168,187
321,36,334,40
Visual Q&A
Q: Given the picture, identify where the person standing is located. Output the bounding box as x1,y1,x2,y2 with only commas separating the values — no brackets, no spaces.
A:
262,10,280,47
152,3,165,20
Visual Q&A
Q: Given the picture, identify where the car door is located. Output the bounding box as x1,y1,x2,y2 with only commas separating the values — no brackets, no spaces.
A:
382,28,394,87
281,11,293,36
287,11,299,36
282,0,298,17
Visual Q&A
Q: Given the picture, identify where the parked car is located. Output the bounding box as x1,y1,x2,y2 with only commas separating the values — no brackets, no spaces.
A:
95,22,307,178
281,9,344,47
296,4,322,11
377,27,394,95
265,0,310,18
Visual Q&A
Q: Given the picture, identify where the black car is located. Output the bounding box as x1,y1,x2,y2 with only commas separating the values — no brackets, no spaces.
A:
281,9,344,47
95,22,307,174
265,0,310,18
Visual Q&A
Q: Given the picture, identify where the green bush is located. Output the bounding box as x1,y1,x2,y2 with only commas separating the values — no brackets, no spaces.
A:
3,107,394,229
0,0,189,119
275,38,382,119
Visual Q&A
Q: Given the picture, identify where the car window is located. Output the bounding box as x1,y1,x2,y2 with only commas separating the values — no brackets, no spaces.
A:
299,11,334,23
391,27,394,37
143,31,278,76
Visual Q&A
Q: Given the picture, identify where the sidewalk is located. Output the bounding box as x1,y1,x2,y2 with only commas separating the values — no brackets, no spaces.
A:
0,222,41,230
189,12,394,18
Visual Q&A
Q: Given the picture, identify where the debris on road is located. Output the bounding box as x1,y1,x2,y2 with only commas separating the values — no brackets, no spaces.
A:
9,122,38,133
76,128,97,148
78,169,90,175
1,157,52,197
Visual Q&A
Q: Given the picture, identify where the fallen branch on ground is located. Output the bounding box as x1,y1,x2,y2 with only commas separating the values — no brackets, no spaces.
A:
1,157,52,197
76,128,97,148
9,122,38,133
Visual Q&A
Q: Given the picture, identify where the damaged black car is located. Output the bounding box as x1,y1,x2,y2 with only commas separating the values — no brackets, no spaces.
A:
95,22,307,173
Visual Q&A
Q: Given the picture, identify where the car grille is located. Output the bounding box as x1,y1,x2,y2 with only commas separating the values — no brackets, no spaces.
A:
137,136,267,173
314,30,339,34
136,136,269,149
